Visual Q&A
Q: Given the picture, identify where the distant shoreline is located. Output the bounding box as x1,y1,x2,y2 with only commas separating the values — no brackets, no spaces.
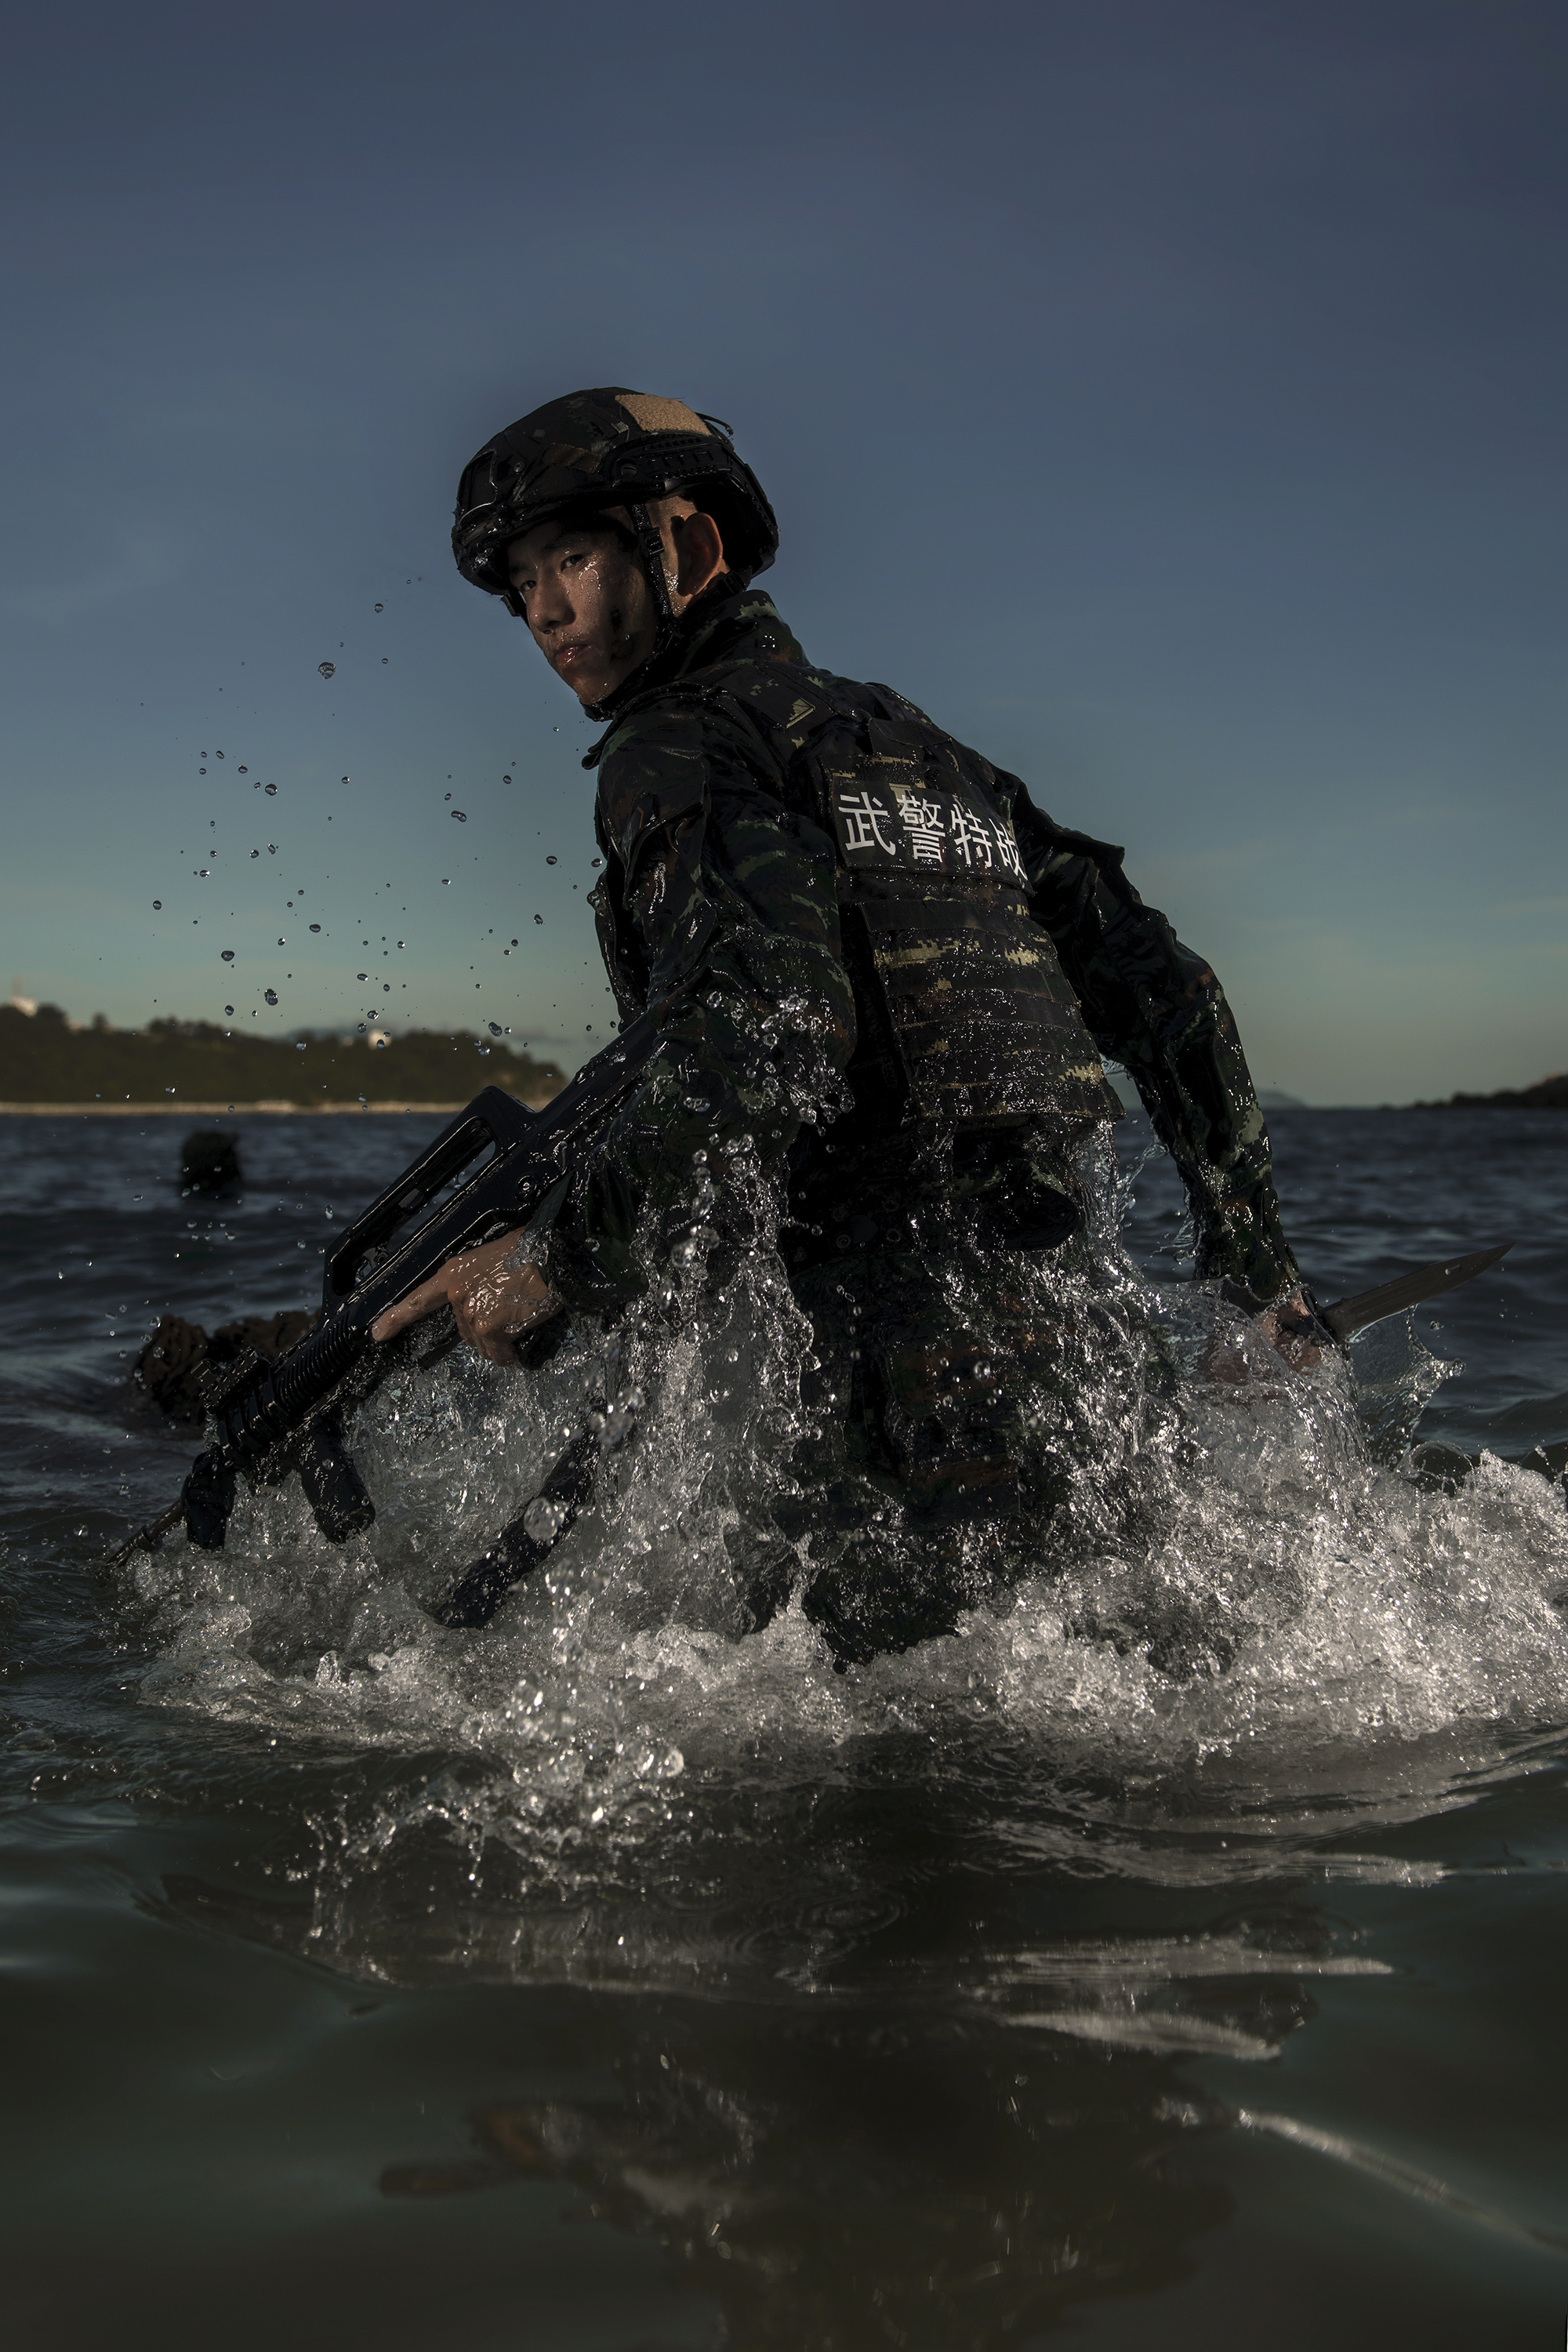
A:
0,1006,566,1115
1414,1075,1567,1111
0,1100,488,1116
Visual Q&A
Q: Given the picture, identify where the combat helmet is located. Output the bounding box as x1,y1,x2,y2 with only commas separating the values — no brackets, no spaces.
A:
452,388,778,628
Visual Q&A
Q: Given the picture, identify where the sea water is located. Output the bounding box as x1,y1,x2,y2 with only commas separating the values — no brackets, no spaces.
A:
2,1102,1565,2348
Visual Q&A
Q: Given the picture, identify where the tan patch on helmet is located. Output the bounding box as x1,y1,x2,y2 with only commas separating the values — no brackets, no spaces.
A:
615,393,710,437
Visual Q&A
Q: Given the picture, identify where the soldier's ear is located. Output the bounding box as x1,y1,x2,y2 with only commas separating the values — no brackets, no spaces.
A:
671,509,726,601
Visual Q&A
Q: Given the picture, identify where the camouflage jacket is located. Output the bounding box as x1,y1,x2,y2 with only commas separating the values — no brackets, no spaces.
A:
529,580,1301,1314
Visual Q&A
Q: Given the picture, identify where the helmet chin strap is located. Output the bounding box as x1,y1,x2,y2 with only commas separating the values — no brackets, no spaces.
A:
575,500,687,721
627,499,681,656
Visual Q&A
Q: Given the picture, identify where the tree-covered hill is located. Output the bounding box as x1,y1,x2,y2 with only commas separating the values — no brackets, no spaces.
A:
0,1004,564,1106
1417,1073,1568,1110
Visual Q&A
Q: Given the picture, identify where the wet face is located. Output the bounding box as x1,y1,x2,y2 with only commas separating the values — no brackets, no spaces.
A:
506,499,727,705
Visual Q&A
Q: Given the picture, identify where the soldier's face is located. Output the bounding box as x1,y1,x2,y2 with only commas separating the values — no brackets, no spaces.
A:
506,517,656,704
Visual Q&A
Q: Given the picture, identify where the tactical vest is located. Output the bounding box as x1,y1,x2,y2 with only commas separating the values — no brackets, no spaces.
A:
593,662,1123,1134
708,673,1122,1131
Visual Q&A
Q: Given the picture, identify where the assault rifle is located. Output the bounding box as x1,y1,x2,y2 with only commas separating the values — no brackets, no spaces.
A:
111,1014,666,1626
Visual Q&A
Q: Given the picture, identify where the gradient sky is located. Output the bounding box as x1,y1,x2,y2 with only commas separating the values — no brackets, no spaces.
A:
2,0,1563,1102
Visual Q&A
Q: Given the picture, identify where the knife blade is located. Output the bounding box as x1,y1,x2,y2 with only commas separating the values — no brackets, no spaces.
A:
1319,1243,1513,1345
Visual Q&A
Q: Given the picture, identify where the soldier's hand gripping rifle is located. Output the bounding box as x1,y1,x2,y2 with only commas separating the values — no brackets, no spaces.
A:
111,1017,665,1622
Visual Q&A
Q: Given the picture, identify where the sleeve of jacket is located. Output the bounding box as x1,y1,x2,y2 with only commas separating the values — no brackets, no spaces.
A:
1007,776,1302,1305
532,699,857,1315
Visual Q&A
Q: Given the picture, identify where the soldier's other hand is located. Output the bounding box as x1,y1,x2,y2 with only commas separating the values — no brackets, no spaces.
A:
1253,1286,1324,1370
371,1230,562,1365
1203,1284,1325,1385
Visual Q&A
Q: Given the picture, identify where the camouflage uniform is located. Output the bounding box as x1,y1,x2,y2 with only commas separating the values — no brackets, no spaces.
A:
518,578,1301,1659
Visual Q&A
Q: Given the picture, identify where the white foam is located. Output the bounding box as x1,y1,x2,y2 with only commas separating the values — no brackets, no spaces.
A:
129,1144,1568,1906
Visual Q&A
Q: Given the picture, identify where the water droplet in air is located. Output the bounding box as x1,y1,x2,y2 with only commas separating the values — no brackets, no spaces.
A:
318,662,336,681
296,1041,306,1052
374,602,383,612
357,971,368,981
488,1022,502,1036
152,899,162,909
264,989,278,1005
451,810,466,822
309,923,321,932
591,856,604,868
533,913,543,924
199,767,206,774
197,868,209,877
264,782,277,796
381,657,388,665
341,776,350,784
546,855,557,866
237,764,247,773
220,949,235,962
224,1004,234,1015
503,775,512,783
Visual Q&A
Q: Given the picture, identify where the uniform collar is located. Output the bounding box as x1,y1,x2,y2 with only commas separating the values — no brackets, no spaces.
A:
580,577,805,733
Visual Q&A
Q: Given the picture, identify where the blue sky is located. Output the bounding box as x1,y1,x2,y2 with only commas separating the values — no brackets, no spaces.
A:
2,0,1562,1101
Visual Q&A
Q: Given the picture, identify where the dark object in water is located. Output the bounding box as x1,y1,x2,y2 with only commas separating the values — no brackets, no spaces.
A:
135,1310,318,1423
133,1316,210,1421
180,1129,244,1194
1319,1243,1512,1345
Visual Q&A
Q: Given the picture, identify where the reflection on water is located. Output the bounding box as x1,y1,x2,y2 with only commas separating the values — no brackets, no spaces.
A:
405,2006,1237,2347
161,1824,1344,2344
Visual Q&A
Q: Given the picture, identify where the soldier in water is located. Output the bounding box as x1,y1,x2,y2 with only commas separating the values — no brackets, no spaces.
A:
373,388,1319,1661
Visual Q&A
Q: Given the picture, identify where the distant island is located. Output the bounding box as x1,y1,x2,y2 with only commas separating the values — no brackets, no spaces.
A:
0,1001,565,1110
1416,1073,1568,1110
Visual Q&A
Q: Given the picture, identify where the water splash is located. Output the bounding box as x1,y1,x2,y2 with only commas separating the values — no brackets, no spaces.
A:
125,1101,1568,1988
